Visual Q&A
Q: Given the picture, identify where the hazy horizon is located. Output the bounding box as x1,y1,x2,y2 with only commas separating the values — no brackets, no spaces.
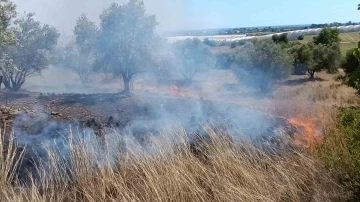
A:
11,0,360,34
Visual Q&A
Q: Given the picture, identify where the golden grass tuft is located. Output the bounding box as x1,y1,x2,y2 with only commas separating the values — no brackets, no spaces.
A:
0,127,345,202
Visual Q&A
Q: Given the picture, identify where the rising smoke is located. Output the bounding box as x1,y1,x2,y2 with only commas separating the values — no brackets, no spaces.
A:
3,0,298,185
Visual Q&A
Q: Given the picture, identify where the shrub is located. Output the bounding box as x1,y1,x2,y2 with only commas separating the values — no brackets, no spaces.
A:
215,53,234,69
232,39,293,94
203,38,217,47
230,41,237,49
272,33,289,44
317,107,360,201
288,42,313,76
297,35,305,40
314,27,340,46
342,49,359,75
311,42,341,73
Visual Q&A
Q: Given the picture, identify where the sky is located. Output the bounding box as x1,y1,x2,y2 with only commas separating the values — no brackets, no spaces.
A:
11,0,360,33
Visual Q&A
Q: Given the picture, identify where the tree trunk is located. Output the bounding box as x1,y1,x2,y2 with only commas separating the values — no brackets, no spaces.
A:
308,70,315,79
3,77,24,92
123,77,131,94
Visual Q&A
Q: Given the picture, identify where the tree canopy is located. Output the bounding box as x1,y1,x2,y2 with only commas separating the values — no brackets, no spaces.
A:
0,0,17,48
1,13,59,91
172,38,214,82
95,0,159,94
272,33,289,44
289,42,314,76
313,28,340,46
232,39,293,93
58,14,97,84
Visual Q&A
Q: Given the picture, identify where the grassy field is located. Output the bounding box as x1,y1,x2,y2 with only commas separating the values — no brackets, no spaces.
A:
303,32,360,55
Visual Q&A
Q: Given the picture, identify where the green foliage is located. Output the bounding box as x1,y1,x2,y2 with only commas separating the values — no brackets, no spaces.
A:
0,13,59,91
230,40,246,49
74,13,97,57
95,0,159,94
348,69,360,93
58,14,97,84
230,41,237,49
232,39,293,93
215,53,234,69
297,35,305,40
353,41,360,64
0,0,17,47
311,42,341,73
173,38,214,81
272,33,289,44
288,42,313,76
313,27,340,46
318,107,360,201
342,49,359,75
203,38,217,47
345,41,360,93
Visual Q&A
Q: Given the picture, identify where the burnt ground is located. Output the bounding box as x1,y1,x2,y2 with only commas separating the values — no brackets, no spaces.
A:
0,90,297,143
0,90,300,184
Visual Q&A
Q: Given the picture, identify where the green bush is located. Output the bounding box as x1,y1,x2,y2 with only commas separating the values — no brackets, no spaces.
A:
203,38,217,47
215,53,234,69
232,39,293,94
314,27,340,46
342,49,359,75
272,33,289,44
317,107,360,201
297,35,305,40
230,41,237,49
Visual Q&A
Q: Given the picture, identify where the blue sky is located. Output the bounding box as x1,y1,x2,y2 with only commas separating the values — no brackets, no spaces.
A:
12,0,360,32
184,0,360,29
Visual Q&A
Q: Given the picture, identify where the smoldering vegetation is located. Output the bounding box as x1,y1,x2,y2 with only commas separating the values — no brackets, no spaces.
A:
7,95,298,186
0,0,354,201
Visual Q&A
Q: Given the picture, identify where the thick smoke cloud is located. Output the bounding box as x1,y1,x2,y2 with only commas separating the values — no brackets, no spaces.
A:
12,0,199,33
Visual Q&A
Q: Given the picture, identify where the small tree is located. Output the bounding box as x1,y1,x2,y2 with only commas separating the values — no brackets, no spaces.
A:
59,14,97,84
215,53,234,69
297,35,305,40
95,0,159,94
232,39,293,93
313,28,340,46
172,38,214,82
203,38,217,47
311,42,341,74
289,42,313,76
1,13,59,91
272,33,289,44
342,48,359,75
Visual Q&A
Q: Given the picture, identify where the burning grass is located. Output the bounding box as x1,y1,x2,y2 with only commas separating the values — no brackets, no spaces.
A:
0,127,345,202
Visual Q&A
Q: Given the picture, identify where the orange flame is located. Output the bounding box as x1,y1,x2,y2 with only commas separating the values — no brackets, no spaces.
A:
168,86,190,98
146,85,158,93
288,117,323,150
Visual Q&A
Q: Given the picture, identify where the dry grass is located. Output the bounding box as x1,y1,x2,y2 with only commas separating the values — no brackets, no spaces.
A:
0,128,344,202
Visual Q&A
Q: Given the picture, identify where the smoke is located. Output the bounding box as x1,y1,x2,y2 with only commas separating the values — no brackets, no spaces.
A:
2,0,299,186
12,0,200,33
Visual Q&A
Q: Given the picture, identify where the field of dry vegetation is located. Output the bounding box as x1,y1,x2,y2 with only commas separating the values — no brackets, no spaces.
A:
0,69,357,202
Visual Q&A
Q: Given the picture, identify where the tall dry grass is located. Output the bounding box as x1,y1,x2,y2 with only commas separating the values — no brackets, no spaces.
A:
0,127,344,202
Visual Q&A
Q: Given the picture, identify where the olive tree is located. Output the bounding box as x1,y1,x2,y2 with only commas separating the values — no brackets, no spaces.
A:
95,0,159,94
59,14,97,84
0,0,17,47
1,13,59,91
289,42,314,77
313,28,340,46
172,38,214,82
0,0,17,88
232,39,293,93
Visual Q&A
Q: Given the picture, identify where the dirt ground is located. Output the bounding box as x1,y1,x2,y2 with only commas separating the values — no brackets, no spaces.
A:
0,68,357,139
